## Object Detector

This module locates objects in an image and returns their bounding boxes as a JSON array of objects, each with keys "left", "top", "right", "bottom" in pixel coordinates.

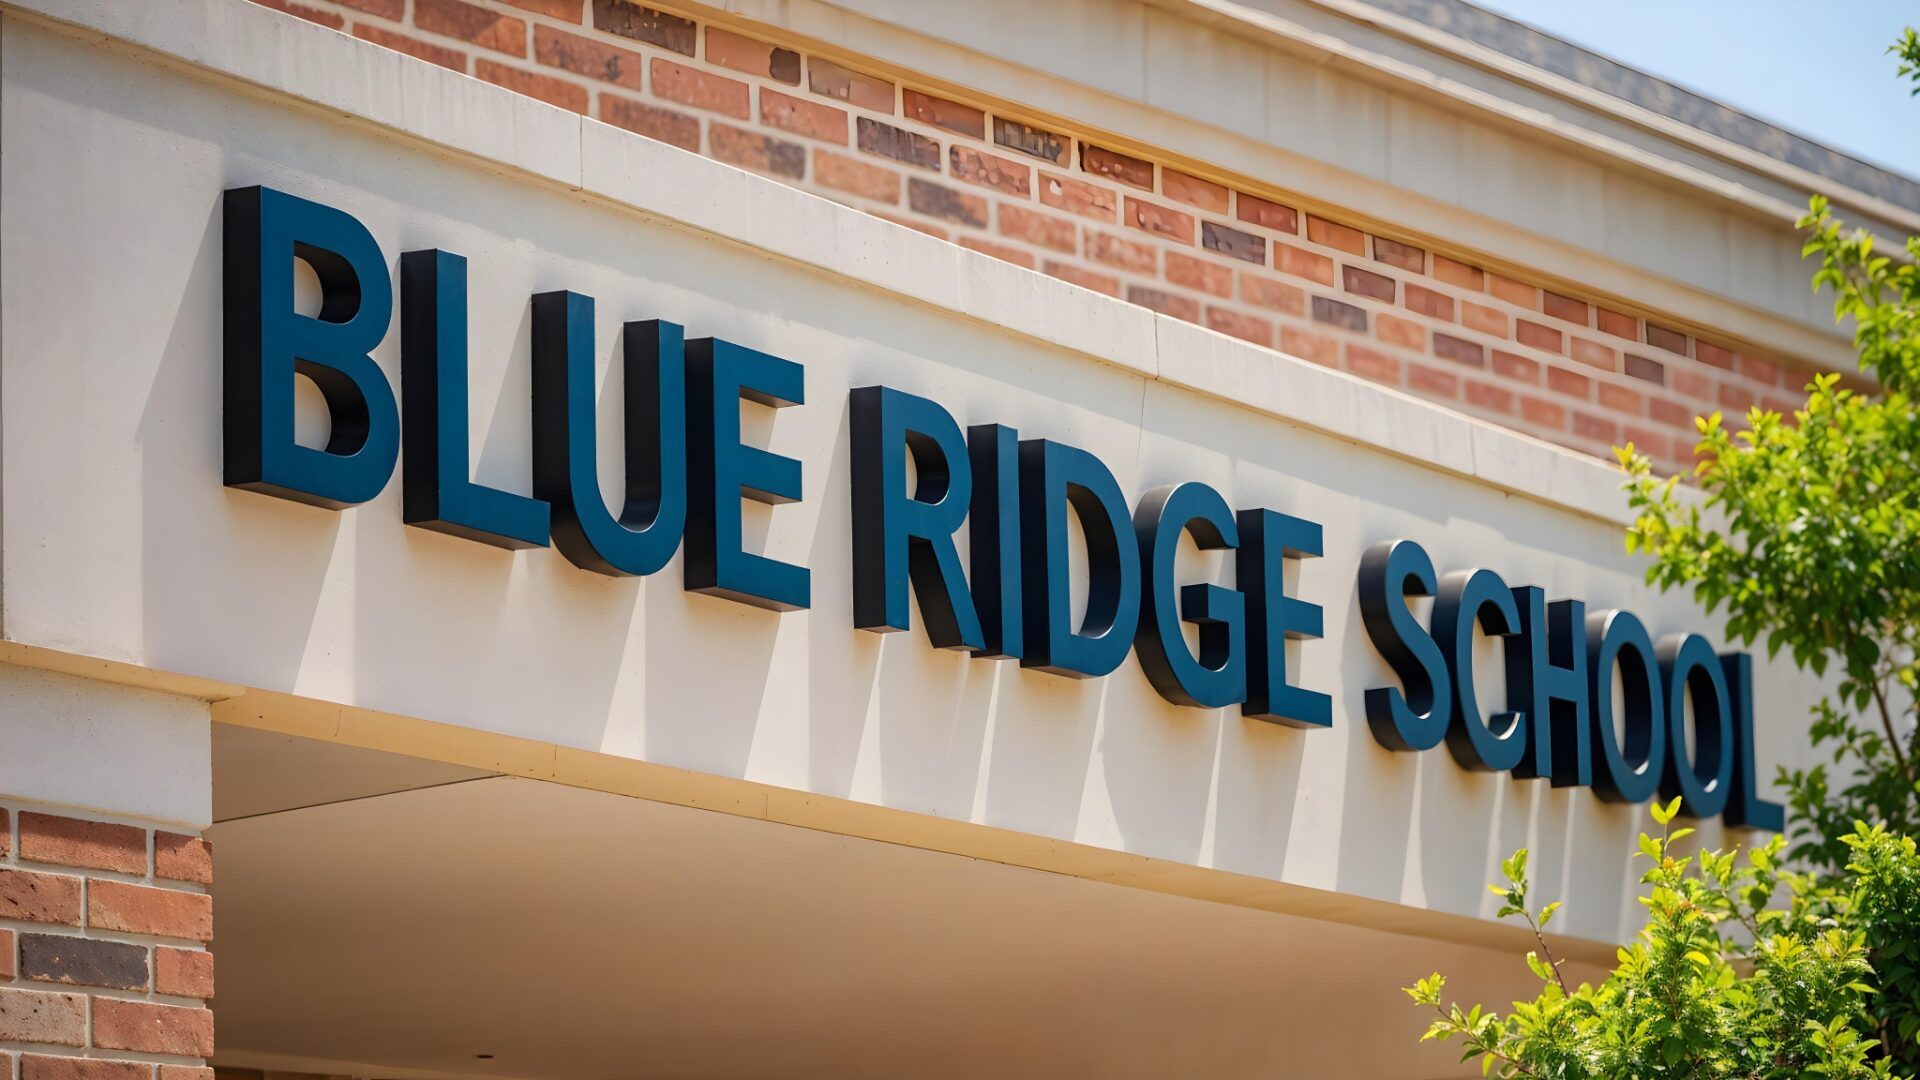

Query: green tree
[{"left": 1408, "top": 802, "right": 1918, "bottom": 1079}]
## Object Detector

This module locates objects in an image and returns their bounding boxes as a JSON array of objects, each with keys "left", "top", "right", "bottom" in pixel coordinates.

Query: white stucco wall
[{"left": 0, "top": 3, "right": 1823, "bottom": 944}]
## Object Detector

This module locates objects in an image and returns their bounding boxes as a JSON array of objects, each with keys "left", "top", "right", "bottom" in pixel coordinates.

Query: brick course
[
  {"left": 246, "top": 0, "right": 1819, "bottom": 469},
  {"left": 0, "top": 802, "right": 214, "bottom": 1076}
]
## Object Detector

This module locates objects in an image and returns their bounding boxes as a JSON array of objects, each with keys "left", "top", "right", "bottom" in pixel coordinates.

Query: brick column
[{"left": 0, "top": 806, "right": 213, "bottom": 1080}]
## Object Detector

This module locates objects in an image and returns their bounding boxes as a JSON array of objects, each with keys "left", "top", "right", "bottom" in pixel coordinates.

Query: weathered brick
[
  {"left": 949, "top": 146, "right": 1030, "bottom": 196},
  {"left": 857, "top": 118, "right": 939, "bottom": 169},
  {"left": 1465, "top": 380, "right": 1515, "bottom": 415},
  {"left": 354, "top": 25, "right": 466, "bottom": 71},
  {"left": 1124, "top": 197, "right": 1193, "bottom": 244},
  {"left": 1346, "top": 344, "right": 1401, "bottom": 385},
  {"left": 1433, "top": 254, "right": 1483, "bottom": 290},
  {"left": 1038, "top": 173, "right": 1115, "bottom": 221},
  {"left": 1543, "top": 291, "right": 1589, "bottom": 325},
  {"left": 1488, "top": 274, "right": 1539, "bottom": 309},
  {"left": 1165, "top": 252, "right": 1232, "bottom": 298},
  {"left": 1491, "top": 350, "right": 1539, "bottom": 383},
  {"left": 1569, "top": 338, "right": 1617, "bottom": 371},
  {"left": 1695, "top": 341, "right": 1736, "bottom": 369},
  {"left": 1376, "top": 313, "right": 1424, "bottom": 349},
  {"left": 1, "top": 808, "right": 10, "bottom": 858},
  {"left": 902, "top": 90, "right": 983, "bottom": 139},
  {"left": 1719, "top": 382, "right": 1759, "bottom": 412},
  {"left": 0, "top": 929, "right": 10, "bottom": 979},
  {"left": 154, "top": 948, "right": 214, "bottom": 1000},
  {"left": 958, "top": 237, "right": 1035, "bottom": 268},
  {"left": 1373, "top": 237, "right": 1425, "bottom": 273},
  {"left": 1596, "top": 307, "right": 1638, "bottom": 340},
  {"left": 808, "top": 59, "right": 894, "bottom": 112},
  {"left": 1403, "top": 283, "right": 1452, "bottom": 319},
  {"left": 1735, "top": 352, "right": 1781, "bottom": 385},
  {"left": 534, "top": 24, "right": 642, "bottom": 88},
  {"left": 20, "top": 934, "right": 147, "bottom": 991},
  {"left": 1572, "top": 412, "right": 1619, "bottom": 443},
  {"left": 1304, "top": 215, "right": 1365, "bottom": 256},
  {"left": 998, "top": 205, "right": 1075, "bottom": 253},
  {"left": 1162, "top": 170, "right": 1227, "bottom": 213},
  {"left": 709, "top": 124, "right": 805, "bottom": 179},
  {"left": 1204, "top": 307, "right": 1273, "bottom": 347},
  {"left": 88, "top": 881, "right": 213, "bottom": 942},
  {"left": 592, "top": 0, "right": 694, "bottom": 54},
  {"left": 1081, "top": 145, "right": 1153, "bottom": 190},
  {"left": 157, "top": 1068, "right": 215, "bottom": 1080},
  {"left": 20, "top": 815, "right": 145, "bottom": 876},
  {"left": 476, "top": 60, "right": 586, "bottom": 112},
  {"left": 1408, "top": 363, "right": 1460, "bottom": 398},
  {"left": 1521, "top": 395, "right": 1567, "bottom": 429},
  {"left": 1515, "top": 319, "right": 1563, "bottom": 353},
  {"left": 1085, "top": 231, "right": 1157, "bottom": 275},
  {"left": 1342, "top": 265, "right": 1395, "bottom": 302},
  {"left": 1623, "top": 353, "right": 1666, "bottom": 385},
  {"left": 0, "top": 988, "right": 85, "bottom": 1046},
  {"left": 1622, "top": 425, "right": 1672, "bottom": 460},
  {"left": 1311, "top": 296, "right": 1366, "bottom": 332},
  {"left": 501, "top": 0, "right": 581, "bottom": 17},
  {"left": 1432, "top": 332, "right": 1485, "bottom": 368},
  {"left": 1649, "top": 398, "right": 1693, "bottom": 426},
  {"left": 20, "top": 1056, "right": 149, "bottom": 1080},
  {"left": 1646, "top": 323, "right": 1690, "bottom": 356},
  {"left": 1597, "top": 382, "right": 1643, "bottom": 414},
  {"left": 1459, "top": 301, "right": 1507, "bottom": 338},
  {"left": 1200, "top": 221, "right": 1264, "bottom": 264},
  {"left": 1236, "top": 193, "right": 1298, "bottom": 234},
  {"left": 704, "top": 28, "right": 798, "bottom": 84},
  {"left": 761, "top": 89, "right": 846, "bottom": 143},
  {"left": 0, "top": 869, "right": 82, "bottom": 926},
  {"left": 92, "top": 1000, "right": 213, "bottom": 1058},
  {"left": 906, "top": 179, "right": 986, "bottom": 228},
  {"left": 1273, "top": 242, "right": 1334, "bottom": 286},
  {"left": 813, "top": 148, "right": 897, "bottom": 202},
  {"left": 245, "top": 0, "right": 344, "bottom": 29},
  {"left": 1547, "top": 366, "right": 1592, "bottom": 399},
  {"left": 652, "top": 58, "right": 749, "bottom": 118},
  {"left": 1044, "top": 261, "right": 1121, "bottom": 297},
  {"left": 1241, "top": 275, "right": 1305, "bottom": 316},
  {"left": 993, "top": 118, "right": 1067, "bottom": 164},
  {"left": 417, "top": 0, "right": 526, "bottom": 57},
  {"left": 1670, "top": 368, "right": 1711, "bottom": 397},
  {"left": 1282, "top": 326, "right": 1340, "bottom": 367},
  {"left": 1127, "top": 286, "right": 1200, "bottom": 324},
  {"left": 601, "top": 97, "right": 700, "bottom": 152}
]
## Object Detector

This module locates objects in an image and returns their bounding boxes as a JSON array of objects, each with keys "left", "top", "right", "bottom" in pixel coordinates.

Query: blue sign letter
[
  {"left": 1018, "top": 440, "right": 1140, "bottom": 678},
  {"left": 686, "top": 339, "right": 809, "bottom": 611},
  {"left": 1239, "top": 510, "right": 1329, "bottom": 728},
  {"left": 1134, "top": 483, "right": 1244, "bottom": 709},
  {"left": 1358, "top": 540, "right": 1451, "bottom": 751}
]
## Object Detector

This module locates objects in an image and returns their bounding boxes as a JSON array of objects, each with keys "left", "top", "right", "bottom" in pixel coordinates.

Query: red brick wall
[
  {"left": 250, "top": 0, "right": 1813, "bottom": 469},
  {"left": 0, "top": 806, "right": 213, "bottom": 1080}
]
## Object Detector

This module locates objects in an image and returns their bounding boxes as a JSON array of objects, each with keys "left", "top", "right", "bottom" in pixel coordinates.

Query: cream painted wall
[{"left": 0, "top": 7, "right": 1823, "bottom": 945}]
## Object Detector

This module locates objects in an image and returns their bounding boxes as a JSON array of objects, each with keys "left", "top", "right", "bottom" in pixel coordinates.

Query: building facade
[{"left": 0, "top": 0, "right": 1903, "bottom": 1076}]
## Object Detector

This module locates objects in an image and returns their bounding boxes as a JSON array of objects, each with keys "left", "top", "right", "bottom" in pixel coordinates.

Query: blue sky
[{"left": 1473, "top": 0, "right": 1920, "bottom": 180}]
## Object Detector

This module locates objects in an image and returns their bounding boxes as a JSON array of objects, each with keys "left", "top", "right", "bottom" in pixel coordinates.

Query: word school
[{"left": 223, "top": 186, "right": 1780, "bottom": 829}]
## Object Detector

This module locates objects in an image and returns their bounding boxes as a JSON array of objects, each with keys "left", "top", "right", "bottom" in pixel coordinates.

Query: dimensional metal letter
[
  {"left": 1018, "top": 440, "right": 1141, "bottom": 679},
  {"left": 968, "top": 424, "right": 1022, "bottom": 660},
  {"left": 1432, "top": 569, "right": 1527, "bottom": 772},
  {"left": 1584, "top": 610, "right": 1667, "bottom": 804},
  {"left": 224, "top": 186, "right": 398, "bottom": 508},
  {"left": 1719, "top": 651, "right": 1783, "bottom": 829},
  {"left": 1657, "top": 633, "right": 1734, "bottom": 819},
  {"left": 1506, "top": 587, "right": 1591, "bottom": 787},
  {"left": 400, "top": 250, "right": 550, "bottom": 549},
  {"left": 1133, "top": 484, "right": 1245, "bottom": 709},
  {"left": 529, "top": 294, "right": 687, "bottom": 576},
  {"left": 685, "top": 338, "right": 810, "bottom": 611},
  {"left": 849, "top": 386, "right": 983, "bottom": 650},
  {"left": 1358, "top": 540, "right": 1451, "bottom": 752},
  {"left": 1238, "top": 510, "right": 1330, "bottom": 728}
]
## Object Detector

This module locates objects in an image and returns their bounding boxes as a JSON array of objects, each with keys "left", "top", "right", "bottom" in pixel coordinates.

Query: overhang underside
[{"left": 208, "top": 726, "right": 1603, "bottom": 1080}]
